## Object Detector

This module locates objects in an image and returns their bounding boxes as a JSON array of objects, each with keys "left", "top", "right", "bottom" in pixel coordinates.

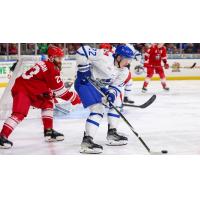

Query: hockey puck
[{"left": 161, "top": 150, "right": 168, "bottom": 154}]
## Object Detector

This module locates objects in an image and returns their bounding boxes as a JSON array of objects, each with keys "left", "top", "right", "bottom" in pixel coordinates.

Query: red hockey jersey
[
  {"left": 12, "top": 60, "right": 68, "bottom": 98},
  {"left": 144, "top": 44, "right": 167, "bottom": 67}
]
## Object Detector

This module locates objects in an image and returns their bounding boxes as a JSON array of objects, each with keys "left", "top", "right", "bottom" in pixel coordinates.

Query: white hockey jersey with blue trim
[{"left": 75, "top": 45, "right": 129, "bottom": 87}]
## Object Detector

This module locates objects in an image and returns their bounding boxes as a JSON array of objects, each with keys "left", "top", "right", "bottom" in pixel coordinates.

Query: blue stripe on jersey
[
  {"left": 125, "top": 89, "right": 132, "bottom": 91},
  {"left": 77, "top": 64, "right": 90, "bottom": 72},
  {"left": 90, "top": 112, "right": 104, "bottom": 118},
  {"left": 135, "top": 52, "right": 141, "bottom": 56},
  {"left": 78, "top": 64, "right": 90, "bottom": 68},
  {"left": 109, "top": 85, "right": 121, "bottom": 94},
  {"left": 100, "top": 79, "right": 112, "bottom": 85},
  {"left": 108, "top": 113, "right": 120, "bottom": 118},
  {"left": 86, "top": 119, "right": 100, "bottom": 127}
]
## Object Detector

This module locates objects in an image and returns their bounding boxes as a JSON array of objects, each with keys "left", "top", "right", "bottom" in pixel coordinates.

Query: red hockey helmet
[
  {"left": 99, "top": 43, "right": 112, "bottom": 51},
  {"left": 47, "top": 46, "right": 64, "bottom": 58},
  {"left": 47, "top": 46, "right": 64, "bottom": 69}
]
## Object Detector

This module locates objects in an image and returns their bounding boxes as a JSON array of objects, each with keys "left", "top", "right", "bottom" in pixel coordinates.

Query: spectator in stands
[
  {"left": 173, "top": 46, "right": 180, "bottom": 54},
  {"left": 9, "top": 44, "right": 18, "bottom": 55},
  {"left": 56, "top": 43, "right": 64, "bottom": 49},
  {"left": 196, "top": 46, "right": 200, "bottom": 53},
  {"left": 37, "top": 43, "right": 48, "bottom": 54},
  {"left": 67, "top": 43, "right": 76, "bottom": 55},
  {"left": 26, "top": 43, "right": 35, "bottom": 55},
  {"left": 165, "top": 43, "right": 177, "bottom": 54},
  {"left": 0, "top": 44, "right": 7, "bottom": 55},
  {"left": 193, "top": 43, "right": 200, "bottom": 53},
  {"left": 184, "top": 43, "right": 194, "bottom": 53}
]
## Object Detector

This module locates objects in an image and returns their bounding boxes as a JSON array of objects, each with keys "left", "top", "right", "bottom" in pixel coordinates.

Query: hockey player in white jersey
[
  {"left": 99, "top": 43, "right": 143, "bottom": 105},
  {"left": 74, "top": 44, "right": 134, "bottom": 154},
  {"left": 123, "top": 43, "right": 143, "bottom": 104}
]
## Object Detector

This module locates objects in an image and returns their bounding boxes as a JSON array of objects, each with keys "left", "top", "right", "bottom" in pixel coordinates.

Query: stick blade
[
  {"left": 149, "top": 150, "right": 168, "bottom": 155},
  {"left": 191, "top": 62, "right": 196, "bottom": 68},
  {"left": 140, "top": 94, "right": 156, "bottom": 108}
]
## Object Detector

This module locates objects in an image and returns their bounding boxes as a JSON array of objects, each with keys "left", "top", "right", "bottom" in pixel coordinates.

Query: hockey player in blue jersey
[{"left": 74, "top": 44, "right": 134, "bottom": 154}]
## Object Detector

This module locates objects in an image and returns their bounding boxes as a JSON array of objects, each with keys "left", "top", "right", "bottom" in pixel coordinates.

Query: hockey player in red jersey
[
  {"left": 142, "top": 43, "right": 170, "bottom": 92},
  {"left": 0, "top": 46, "right": 81, "bottom": 148},
  {"left": 99, "top": 43, "right": 114, "bottom": 55}
]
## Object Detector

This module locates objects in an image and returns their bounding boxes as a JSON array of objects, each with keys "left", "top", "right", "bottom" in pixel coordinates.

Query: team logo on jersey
[{"left": 155, "top": 54, "right": 161, "bottom": 60}]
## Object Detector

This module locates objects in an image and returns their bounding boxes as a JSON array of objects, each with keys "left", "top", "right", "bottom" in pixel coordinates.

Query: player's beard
[{"left": 53, "top": 60, "right": 62, "bottom": 70}]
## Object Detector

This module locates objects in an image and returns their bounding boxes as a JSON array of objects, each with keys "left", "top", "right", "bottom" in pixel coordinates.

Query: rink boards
[{"left": 0, "top": 58, "right": 200, "bottom": 87}]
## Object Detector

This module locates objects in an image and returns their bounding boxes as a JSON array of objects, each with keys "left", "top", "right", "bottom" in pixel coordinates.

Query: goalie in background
[{"left": 0, "top": 46, "right": 81, "bottom": 149}]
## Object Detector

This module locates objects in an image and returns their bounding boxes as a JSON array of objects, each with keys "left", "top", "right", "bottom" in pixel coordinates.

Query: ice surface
[{"left": 0, "top": 80, "right": 200, "bottom": 155}]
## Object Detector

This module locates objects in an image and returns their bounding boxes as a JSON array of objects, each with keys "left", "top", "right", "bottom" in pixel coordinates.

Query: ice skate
[
  {"left": 142, "top": 87, "right": 148, "bottom": 93},
  {"left": 80, "top": 134, "right": 103, "bottom": 154},
  {"left": 106, "top": 128, "right": 128, "bottom": 146},
  {"left": 44, "top": 129, "right": 64, "bottom": 142},
  {"left": 163, "top": 87, "right": 170, "bottom": 91},
  {"left": 123, "top": 96, "right": 134, "bottom": 104},
  {"left": 0, "top": 135, "right": 13, "bottom": 149}
]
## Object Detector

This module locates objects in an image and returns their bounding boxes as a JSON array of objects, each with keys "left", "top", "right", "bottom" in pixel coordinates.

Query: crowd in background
[{"left": 1, "top": 43, "right": 200, "bottom": 56}]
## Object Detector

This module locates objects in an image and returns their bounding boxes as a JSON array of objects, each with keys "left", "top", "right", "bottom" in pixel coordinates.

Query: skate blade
[
  {"left": 0, "top": 144, "right": 12, "bottom": 149},
  {"left": 45, "top": 136, "right": 64, "bottom": 142},
  {"left": 106, "top": 140, "right": 128, "bottom": 146},
  {"left": 80, "top": 147, "right": 103, "bottom": 154}
]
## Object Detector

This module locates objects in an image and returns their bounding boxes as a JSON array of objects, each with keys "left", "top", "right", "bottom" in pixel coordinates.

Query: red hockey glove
[
  {"left": 60, "top": 91, "right": 81, "bottom": 105},
  {"left": 164, "top": 63, "right": 169, "bottom": 69},
  {"left": 68, "top": 91, "right": 81, "bottom": 105}
]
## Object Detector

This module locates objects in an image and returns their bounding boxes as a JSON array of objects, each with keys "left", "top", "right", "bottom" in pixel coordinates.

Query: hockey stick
[
  {"left": 55, "top": 104, "right": 70, "bottom": 115},
  {"left": 122, "top": 95, "right": 156, "bottom": 109},
  {"left": 88, "top": 78, "right": 168, "bottom": 155},
  {"left": 190, "top": 62, "right": 196, "bottom": 68}
]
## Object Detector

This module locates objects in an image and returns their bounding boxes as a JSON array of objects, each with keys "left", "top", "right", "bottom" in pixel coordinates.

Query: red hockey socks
[
  {"left": 41, "top": 108, "right": 53, "bottom": 130},
  {"left": 0, "top": 113, "right": 25, "bottom": 138}
]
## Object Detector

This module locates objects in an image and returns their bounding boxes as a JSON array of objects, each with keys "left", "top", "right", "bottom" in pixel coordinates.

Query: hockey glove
[
  {"left": 101, "top": 88, "right": 116, "bottom": 107},
  {"left": 164, "top": 63, "right": 169, "bottom": 69},
  {"left": 69, "top": 91, "right": 81, "bottom": 105},
  {"left": 60, "top": 91, "right": 81, "bottom": 105}
]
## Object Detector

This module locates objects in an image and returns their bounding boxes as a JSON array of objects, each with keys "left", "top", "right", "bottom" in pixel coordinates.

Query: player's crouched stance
[
  {"left": 74, "top": 45, "right": 134, "bottom": 154},
  {"left": 0, "top": 46, "right": 81, "bottom": 149}
]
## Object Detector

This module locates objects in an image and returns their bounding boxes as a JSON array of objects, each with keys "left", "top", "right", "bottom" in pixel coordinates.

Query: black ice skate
[
  {"left": 123, "top": 96, "right": 135, "bottom": 104},
  {"left": 80, "top": 134, "right": 103, "bottom": 154},
  {"left": 0, "top": 135, "right": 13, "bottom": 149},
  {"left": 44, "top": 129, "right": 64, "bottom": 142},
  {"left": 142, "top": 87, "right": 148, "bottom": 93},
  {"left": 106, "top": 128, "right": 128, "bottom": 146},
  {"left": 163, "top": 87, "right": 170, "bottom": 91}
]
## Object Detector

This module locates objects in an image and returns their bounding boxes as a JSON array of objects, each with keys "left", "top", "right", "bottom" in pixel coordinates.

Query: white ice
[{"left": 0, "top": 80, "right": 200, "bottom": 155}]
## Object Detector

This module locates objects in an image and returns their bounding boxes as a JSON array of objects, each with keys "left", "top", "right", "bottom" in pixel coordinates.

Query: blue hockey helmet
[{"left": 114, "top": 45, "right": 134, "bottom": 59}]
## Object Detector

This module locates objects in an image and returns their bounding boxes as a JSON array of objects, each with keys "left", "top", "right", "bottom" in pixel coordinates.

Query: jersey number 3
[{"left": 22, "top": 65, "right": 40, "bottom": 79}]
